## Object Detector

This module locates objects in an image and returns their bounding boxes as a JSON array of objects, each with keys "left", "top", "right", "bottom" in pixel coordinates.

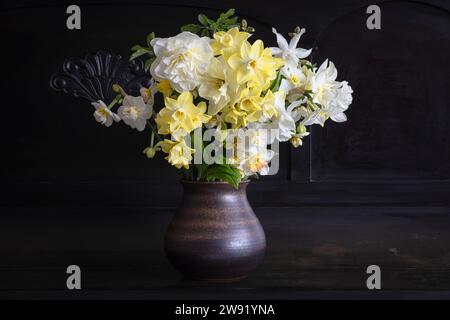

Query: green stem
[
  {"left": 147, "top": 120, "right": 162, "bottom": 142},
  {"left": 107, "top": 95, "right": 121, "bottom": 110}
]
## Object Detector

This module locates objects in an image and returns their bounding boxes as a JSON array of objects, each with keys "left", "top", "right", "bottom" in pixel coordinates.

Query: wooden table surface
[{"left": 1, "top": 205, "right": 449, "bottom": 299}]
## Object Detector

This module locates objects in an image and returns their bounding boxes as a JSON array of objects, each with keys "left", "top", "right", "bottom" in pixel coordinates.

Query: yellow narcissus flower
[
  {"left": 198, "top": 57, "right": 230, "bottom": 115},
  {"left": 222, "top": 87, "right": 268, "bottom": 126},
  {"left": 228, "top": 39, "right": 284, "bottom": 89},
  {"left": 211, "top": 27, "right": 251, "bottom": 58},
  {"left": 155, "top": 91, "right": 211, "bottom": 140},
  {"left": 157, "top": 79, "right": 173, "bottom": 97},
  {"left": 223, "top": 103, "right": 248, "bottom": 129},
  {"left": 159, "top": 139, "right": 194, "bottom": 169},
  {"left": 257, "top": 90, "right": 280, "bottom": 121},
  {"left": 235, "top": 87, "right": 262, "bottom": 123}
]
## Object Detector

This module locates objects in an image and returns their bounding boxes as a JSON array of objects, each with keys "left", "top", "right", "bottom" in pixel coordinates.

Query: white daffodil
[
  {"left": 323, "top": 81, "right": 353, "bottom": 123},
  {"left": 279, "top": 65, "right": 311, "bottom": 102},
  {"left": 118, "top": 95, "right": 153, "bottom": 131},
  {"left": 226, "top": 127, "right": 275, "bottom": 177},
  {"left": 237, "top": 148, "right": 275, "bottom": 177},
  {"left": 270, "top": 28, "right": 312, "bottom": 68},
  {"left": 311, "top": 59, "right": 340, "bottom": 106},
  {"left": 92, "top": 100, "right": 120, "bottom": 127},
  {"left": 150, "top": 32, "right": 213, "bottom": 92}
]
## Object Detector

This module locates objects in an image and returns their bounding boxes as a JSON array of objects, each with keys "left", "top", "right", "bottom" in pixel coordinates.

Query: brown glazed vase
[{"left": 164, "top": 180, "right": 266, "bottom": 282}]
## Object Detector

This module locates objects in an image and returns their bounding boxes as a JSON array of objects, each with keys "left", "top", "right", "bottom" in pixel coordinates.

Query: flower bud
[
  {"left": 143, "top": 147, "right": 157, "bottom": 159},
  {"left": 112, "top": 84, "right": 122, "bottom": 94},
  {"left": 290, "top": 136, "right": 302, "bottom": 148}
]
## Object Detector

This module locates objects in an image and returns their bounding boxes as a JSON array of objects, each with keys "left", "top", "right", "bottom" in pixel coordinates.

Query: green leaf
[
  {"left": 205, "top": 164, "right": 242, "bottom": 189},
  {"left": 144, "top": 58, "right": 154, "bottom": 72},
  {"left": 129, "top": 48, "right": 150, "bottom": 61},
  {"left": 181, "top": 23, "right": 202, "bottom": 33},
  {"left": 131, "top": 45, "right": 144, "bottom": 51},
  {"left": 219, "top": 8, "right": 235, "bottom": 20},
  {"left": 223, "top": 17, "right": 238, "bottom": 24},
  {"left": 198, "top": 14, "right": 210, "bottom": 26},
  {"left": 200, "top": 28, "right": 209, "bottom": 37},
  {"left": 268, "top": 70, "right": 282, "bottom": 92}
]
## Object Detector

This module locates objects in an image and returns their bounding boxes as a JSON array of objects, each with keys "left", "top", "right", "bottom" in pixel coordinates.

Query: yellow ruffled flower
[
  {"left": 222, "top": 87, "right": 267, "bottom": 126},
  {"left": 257, "top": 90, "right": 280, "bottom": 121},
  {"left": 235, "top": 87, "right": 262, "bottom": 123},
  {"left": 223, "top": 103, "right": 248, "bottom": 129},
  {"left": 228, "top": 39, "right": 284, "bottom": 90},
  {"left": 211, "top": 27, "right": 251, "bottom": 59},
  {"left": 156, "top": 79, "right": 173, "bottom": 97},
  {"left": 159, "top": 139, "right": 194, "bottom": 169},
  {"left": 155, "top": 91, "right": 211, "bottom": 140}
]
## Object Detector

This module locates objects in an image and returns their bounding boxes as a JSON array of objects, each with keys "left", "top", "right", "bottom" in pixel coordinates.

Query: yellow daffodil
[
  {"left": 155, "top": 91, "right": 211, "bottom": 140},
  {"left": 198, "top": 57, "right": 230, "bottom": 115},
  {"left": 228, "top": 39, "right": 284, "bottom": 89},
  {"left": 223, "top": 103, "right": 248, "bottom": 129},
  {"left": 157, "top": 79, "right": 173, "bottom": 97},
  {"left": 257, "top": 90, "right": 280, "bottom": 121},
  {"left": 211, "top": 27, "right": 251, "bottom": 59},
  {"left": 235, "top": 87, "right": 262, "bottom": 123},
  {"left": 158, "top": 139, "right": 195, "bottom": 169}
]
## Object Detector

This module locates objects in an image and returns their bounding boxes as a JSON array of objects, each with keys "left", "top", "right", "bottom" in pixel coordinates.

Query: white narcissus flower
[
  {"left": 238, "top": 148, "right": 275, "bottom": 177},
  {"left": 118, "top": 95, "right": 153, "bottom": 131},
  {"left": 324, "top": 81, "right": 353, "bottom": 123},
  {"left": 279, "top": 65, "right": 311, "bottom": 102},
  {"left": 301, "top": 81, "right": 353, "bottom": 126},
  {"left": 311, "top": 59, "right": 339, "bottom": 106},
  {"left": 301, "top": 60, "right": 353, "bottom": 126},
  {"left": 226, "top": 128, "right": 275, "bottom": 177},
  {"left": 270, "top": 28, "right": 312, "bottom": 68},
  {"left": 92, "top": 100, "right": 120, "bottom": 127},
  {"left": 150, "top": 32, "right": 213, "bottom": 93}
]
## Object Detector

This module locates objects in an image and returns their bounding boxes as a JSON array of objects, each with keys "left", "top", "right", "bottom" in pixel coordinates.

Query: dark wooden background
[{"left": 0, "top": 0, "right": 449, "bottom": 299}]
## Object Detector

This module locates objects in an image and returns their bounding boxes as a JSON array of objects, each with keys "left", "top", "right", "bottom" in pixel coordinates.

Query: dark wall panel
[{"left": 311, "top": 2, "right": 450, "bottom": 181}]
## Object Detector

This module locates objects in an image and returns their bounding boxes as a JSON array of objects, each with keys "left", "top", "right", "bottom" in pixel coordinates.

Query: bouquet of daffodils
[{"left": 92, "top": 9, "right": 353, "bottom": 188}]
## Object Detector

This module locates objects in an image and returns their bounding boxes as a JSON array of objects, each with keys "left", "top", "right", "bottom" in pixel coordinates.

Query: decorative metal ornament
[{"left": 49, "top": 51, "right": 151, "bottom": 103}]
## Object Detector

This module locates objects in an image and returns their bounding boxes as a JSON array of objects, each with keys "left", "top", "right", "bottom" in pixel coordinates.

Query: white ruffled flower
[
  {"left": 118, "top": 95, "right": 153, "bottom": 131},
  {"left": 232, "top": 128, "right": 276, "bottom": 177},
  {"left": 302, "top": 81, "right": 353, "bottom": 126},
  {"left": 311, "top": 59, "right": 339, "bottom": 106},
  {"left": 270, "top": 28, "right": 311, "bottom": 68},
  {"left": 92, "top": 100, "right": 120, "bottom": 127},
  {"left": 238, "top": 149, "right": 275, "bottom": 177},
  {"left": 299, "top": 60, "right": 353, "bottom": 126},
  {"left": 324, "top": 81, "right": 353, "bottom": 122},
  {"left": 150, "top": 32, "right": 213, "bottom": 92}
]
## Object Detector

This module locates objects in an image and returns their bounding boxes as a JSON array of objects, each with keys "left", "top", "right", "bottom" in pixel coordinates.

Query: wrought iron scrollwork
[{"left": 49, "top": 51, "right": 151, "bottom": 103}]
